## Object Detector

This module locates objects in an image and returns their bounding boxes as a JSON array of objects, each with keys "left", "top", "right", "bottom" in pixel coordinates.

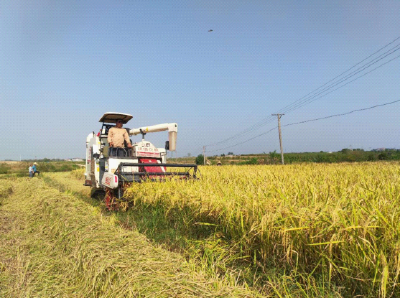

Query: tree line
[{"left": 195, "top": 149, "right": 400, "bottom": 165}]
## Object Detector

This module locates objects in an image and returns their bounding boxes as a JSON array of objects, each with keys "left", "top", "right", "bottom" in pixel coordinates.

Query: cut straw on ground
[{"left": 0, "top": 177, "right": 259, "bottom": 297}]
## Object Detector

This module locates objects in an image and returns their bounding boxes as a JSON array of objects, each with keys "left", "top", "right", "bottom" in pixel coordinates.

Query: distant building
[{"left": 71, "top": 158, "right": 84, "bottom": 162}]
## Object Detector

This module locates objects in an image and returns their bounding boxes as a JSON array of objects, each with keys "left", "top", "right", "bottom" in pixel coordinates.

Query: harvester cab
[{"left": 85, "top": 112, "right": 197, "bottom": 210}]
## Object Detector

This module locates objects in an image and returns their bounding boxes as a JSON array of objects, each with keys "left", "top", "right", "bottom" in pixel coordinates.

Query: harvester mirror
[{"left": 165, "top": 141, "right": 169, "bottom": 150}]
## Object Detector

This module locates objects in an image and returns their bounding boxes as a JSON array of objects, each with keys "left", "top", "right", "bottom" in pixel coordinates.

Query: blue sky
[{"left": 1, "top": 1, "right": 399, "bottom": 159}]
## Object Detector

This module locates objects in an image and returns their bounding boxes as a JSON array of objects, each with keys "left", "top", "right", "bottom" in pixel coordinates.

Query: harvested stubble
[
  {"left": 70, "top": 167, "right": 86, "bottom": 180},
  {"left": 123, "top": 162, "right": 400, "bottom": 297},
  {"left": 0, "top": 179, "right": 13, "bottom": 205},
  {"left": 0, "top": 178, "right": 258, "bottom": 297}
]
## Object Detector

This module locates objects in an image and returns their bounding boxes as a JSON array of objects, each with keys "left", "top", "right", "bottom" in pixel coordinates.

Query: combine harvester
[{"left": 85, "top": 112, "right": 197, "bottom": 210}]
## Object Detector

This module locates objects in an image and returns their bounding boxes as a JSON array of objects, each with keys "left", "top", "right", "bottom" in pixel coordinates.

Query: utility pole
[
  {"left": 203, "top": 146, "right": 206, "bottom": 165},
  {"left": 272, "top": 114, "right": 285, "bottom": 165}
]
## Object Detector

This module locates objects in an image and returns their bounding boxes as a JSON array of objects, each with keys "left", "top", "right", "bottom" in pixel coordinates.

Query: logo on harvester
[{"left": 105, "top": 176, "right": 111, "bottom": 186}]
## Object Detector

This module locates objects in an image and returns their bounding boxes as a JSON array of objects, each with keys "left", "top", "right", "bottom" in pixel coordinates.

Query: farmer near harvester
[
  {"left": 32, "top": 162, "right": 40, "bottom": 176},
  {"left": 108, "top": 120, "right": 132, "bottom": 157}
]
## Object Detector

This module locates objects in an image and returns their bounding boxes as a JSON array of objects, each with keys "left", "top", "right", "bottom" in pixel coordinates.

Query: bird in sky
[{"left": 208, "top": 29, "right": 213, "bottom": 32}]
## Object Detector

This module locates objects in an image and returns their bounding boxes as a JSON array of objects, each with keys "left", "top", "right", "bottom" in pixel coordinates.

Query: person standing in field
[
  {"left": 29, "top": 164, "right": 34, "bottom": 178},
  {"left": 32, "top": 162, "right": 40, "bottom": 176},
  {"left": 108, "top": 120, "right": 132, "bottom": 157}
]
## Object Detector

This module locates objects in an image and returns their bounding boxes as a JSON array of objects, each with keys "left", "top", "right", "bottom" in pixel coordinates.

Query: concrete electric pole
[{"left": 272, "top": 114, "right": 285, "bottom": 165}]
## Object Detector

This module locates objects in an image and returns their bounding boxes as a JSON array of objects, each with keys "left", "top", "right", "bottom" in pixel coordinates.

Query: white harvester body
[{"left": 84, "top": 112, "right": 196, "bottom": 209}]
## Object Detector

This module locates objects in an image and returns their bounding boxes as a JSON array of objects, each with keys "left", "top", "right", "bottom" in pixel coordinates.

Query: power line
[
  {"left": 282, "top": 53, "right": 400, "bottom": 114},
  {"left": 206, "top": 127, "right": 277, "bottom": 153},
  {"left": 205, "top": 99, "right": 400, "bottom": 154},
  {"left": 204, "top": 115, "right": 275, "bottom": 147},
  {"left": 279, "top": 46, "right": 400, "bottom": 114},
  {"left": 210, "top": 47, "right": 400, "bottom": 150},
  {"left": 283, "top": 99, "right": 400, "bottom": 127},
  {"left": 203, "top": 35, "right": 400, "bottom": 148},
  {"left": 203, "top": 51, "right": 400, "bottom": 150},
  {"left": 289, "top": 35, "right": 400, "bottom": 97},
  {"left": 277, "top": 40, "right": 400, "bottom": 114}
]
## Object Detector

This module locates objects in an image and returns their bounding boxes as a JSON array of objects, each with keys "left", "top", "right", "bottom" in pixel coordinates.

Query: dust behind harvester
[{"left": 84, "top": 112, "right": 197, "bottom": 210}]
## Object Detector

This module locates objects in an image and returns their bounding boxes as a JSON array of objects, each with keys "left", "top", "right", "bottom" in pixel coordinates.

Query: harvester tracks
[{"left": 41, "top": 173, "right": 99, "bottom": 207}]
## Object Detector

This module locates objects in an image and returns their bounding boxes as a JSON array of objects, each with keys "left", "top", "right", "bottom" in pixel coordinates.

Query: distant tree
[
  {"left": 341, "top": 148, "right": 351, "bottom": 154},
  {"left": 378, "top": 152, "right": 389, "bottom": 160},
  {"left": 227, "top": 152, "right": 234, "bottom": 155},
  {"left": 220, "top": 153, "right": 225, "bottom": 157},
  {"left": 195, "top": 154, "right": 204, "bottom": 165},
  {"left": 269, "top": 150, "right": 278, "bottom": 159},
  {"left": 187, "top": 153, "right": 191, "bottom": 157}
]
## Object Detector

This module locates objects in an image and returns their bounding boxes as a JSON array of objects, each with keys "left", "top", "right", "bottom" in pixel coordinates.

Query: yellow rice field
[{"left": 124, "top": 162, "right": 400, "bottom": 296}]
